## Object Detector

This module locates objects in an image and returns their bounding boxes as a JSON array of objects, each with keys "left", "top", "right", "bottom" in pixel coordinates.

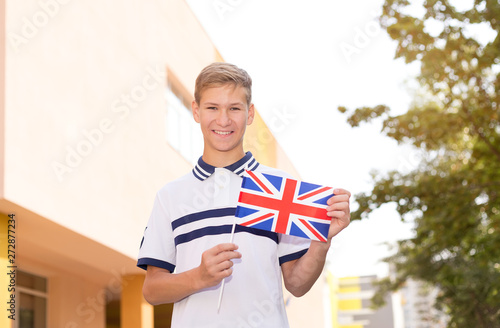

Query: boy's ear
[
  {"left": 192, "top": 100, "right": 200, "bottom": 123},
  {"left": 247, "top": 103, "right": 255, "bottom": 125}
]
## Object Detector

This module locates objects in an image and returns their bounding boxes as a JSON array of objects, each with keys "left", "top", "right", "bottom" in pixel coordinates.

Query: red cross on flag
[{"left": 235, "top": 170, "right": 333, "bottom": 242}]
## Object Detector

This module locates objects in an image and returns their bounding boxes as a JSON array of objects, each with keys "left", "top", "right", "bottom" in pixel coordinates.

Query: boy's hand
[
  {"left": 281, "top": 188, "right": 351, "bottom": 297},
  {"left": 197, "top": 243, "right": 241, "bottom": 289},
  {"left": 325, "top": 188, "right": 351, "bottom": 241}
]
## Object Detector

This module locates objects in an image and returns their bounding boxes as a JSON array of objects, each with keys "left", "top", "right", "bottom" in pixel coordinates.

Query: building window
[
  {"left": 165, "top": 79, "right": 203, "bottom": 166},
  {"left": 16, "top": 271, "right": 47, "bottom": 328}
]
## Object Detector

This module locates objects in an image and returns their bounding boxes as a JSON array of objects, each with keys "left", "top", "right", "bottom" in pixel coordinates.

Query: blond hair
[{"left": 194, "top": 62, "right": 252, "bottom": 105}]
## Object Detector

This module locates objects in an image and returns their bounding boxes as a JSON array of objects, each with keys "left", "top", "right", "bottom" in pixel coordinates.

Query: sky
[{"left": 186, "top": 0, "right": 420, "bottom": 277}]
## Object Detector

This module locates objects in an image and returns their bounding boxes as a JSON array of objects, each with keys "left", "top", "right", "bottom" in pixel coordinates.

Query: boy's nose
[{"left": 216, "top": 109, "right": 231, "bottom": 126}]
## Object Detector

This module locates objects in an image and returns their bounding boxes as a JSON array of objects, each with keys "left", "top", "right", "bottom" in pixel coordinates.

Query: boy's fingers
[
  {"left": 208, "top": 243, "right": 242, "bottom": 265},
  {"left": 327, "top": 194, "right": 350, "bottom": 206},
  {"left": 218, "top": 250, "right": 242, "bottom": 262},
  {"left": 327, "top": 201, "right": 350, "bottom": 212},
  {"left": 212, "top": 243, "right": 238, "bottom": 254},
  {"left": 333, "top": 188, "right": 351, "bottom": 197}
]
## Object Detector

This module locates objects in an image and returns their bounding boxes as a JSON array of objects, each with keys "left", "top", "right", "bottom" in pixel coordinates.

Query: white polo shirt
[{"left": 137, "top": 152, "right": 311, "bottom": 328}]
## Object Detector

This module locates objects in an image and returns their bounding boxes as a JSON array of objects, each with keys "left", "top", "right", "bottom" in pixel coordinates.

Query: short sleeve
[
  {"left": 277, "top": 233, "right": 311, "bottom": 265},
  {"left": 137, "top": 192, "right": 177, "bottom": 272}
]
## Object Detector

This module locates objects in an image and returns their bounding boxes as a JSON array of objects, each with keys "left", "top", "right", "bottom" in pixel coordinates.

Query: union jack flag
[{"left": 235, "top": 170, "right": 334, "bottom": 242}]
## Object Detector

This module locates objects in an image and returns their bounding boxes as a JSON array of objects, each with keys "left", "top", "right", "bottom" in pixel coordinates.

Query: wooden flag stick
[{"left": 217, "top": 220, "right": 236, "bottom": 312}]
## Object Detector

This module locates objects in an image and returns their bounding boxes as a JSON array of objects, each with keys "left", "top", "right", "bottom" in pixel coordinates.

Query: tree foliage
[{"left": 339, "top": 0, "right": 500, "bottom": 327}]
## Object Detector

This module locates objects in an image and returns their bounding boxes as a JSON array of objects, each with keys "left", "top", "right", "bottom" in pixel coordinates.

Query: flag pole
[
  {"left": 217, "top": 219, "right": 236, "bottom": 312},
  {"left": 218, "top": 167, "right": 247, "bottom": 313},
  {"left": 218, "top": 167, "right": 249, "bottom": 312}
]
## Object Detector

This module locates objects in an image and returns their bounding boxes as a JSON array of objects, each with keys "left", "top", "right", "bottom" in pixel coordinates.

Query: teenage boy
[{"left": 137, "top": 62, "right": 351, "bottom": 327}]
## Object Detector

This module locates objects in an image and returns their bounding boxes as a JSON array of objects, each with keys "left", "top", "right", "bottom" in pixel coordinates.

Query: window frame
[{"left": 15, "top": 271, "right": 48, "bottom": 328}]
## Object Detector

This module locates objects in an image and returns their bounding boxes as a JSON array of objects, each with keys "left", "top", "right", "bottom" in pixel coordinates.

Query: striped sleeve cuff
[
  {"left": 278, "top": 248, "right": 308, "bottom": 266},
  {"left": 137, "top": 257, "right": 176, "bottom": 272}
]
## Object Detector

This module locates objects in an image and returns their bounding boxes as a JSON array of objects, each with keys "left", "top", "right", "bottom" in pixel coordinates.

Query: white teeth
[{"left": 214, "top": 130, "right": 231, "bottom": 135}]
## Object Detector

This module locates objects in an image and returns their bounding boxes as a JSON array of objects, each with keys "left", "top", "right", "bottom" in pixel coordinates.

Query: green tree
[{"left": 339, "top": 0, "right": 500, "bottom": 327}]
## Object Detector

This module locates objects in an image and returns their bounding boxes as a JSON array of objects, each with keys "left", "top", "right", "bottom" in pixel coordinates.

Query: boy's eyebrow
[{"left": 202, "top": 101, "right": 245, "bottom": 106}]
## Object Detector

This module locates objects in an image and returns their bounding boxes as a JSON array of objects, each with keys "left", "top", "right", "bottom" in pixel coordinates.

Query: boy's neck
[{"left": 201, "top": 150, "right": 246, "bottom": 168}]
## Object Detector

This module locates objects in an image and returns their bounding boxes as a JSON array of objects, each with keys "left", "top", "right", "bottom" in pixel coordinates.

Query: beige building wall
[
  {"left": 4, "top": 0, "right": 215, "bottom": 260},
  {"left": 0, "top": 0, "right": 4, "bottom": 200},
  {"left": 0, "top": 0, "right": 309, "bottom": 327},
  {"left": 244, "top": 111, "right": 300, "bottom": 179},
  {"left": 285, "top": 276, "right": 328, "bottom": 328}
]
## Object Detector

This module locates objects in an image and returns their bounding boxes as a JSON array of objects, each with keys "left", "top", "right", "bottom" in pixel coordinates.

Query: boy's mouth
[{"left": 213, "top": 130, "right": 233, "bottom": 135}]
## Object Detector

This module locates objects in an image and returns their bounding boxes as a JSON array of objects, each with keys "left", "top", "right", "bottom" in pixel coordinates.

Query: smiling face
[{"left": 192, "top": 84, "right": 255, "bottom": 167}]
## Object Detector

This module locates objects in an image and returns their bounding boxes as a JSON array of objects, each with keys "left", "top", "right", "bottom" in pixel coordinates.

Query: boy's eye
[
  {"left": 230, "top": 107, "right": 241, "bottom": 111},
  {"left": 207, "top": 106, "right": 217, "bottom": 110}
]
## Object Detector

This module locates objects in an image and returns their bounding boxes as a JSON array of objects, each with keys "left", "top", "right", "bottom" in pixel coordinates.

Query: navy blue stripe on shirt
[
  {"left": 279, "top": 248, "right": 308, "bottom": 265},
  {"left": 247, "top": 158, "right": 259, "bottom": 171},
  {"left": 172, "top": 208, "right": 237, "bottom": 230},
  {"left": 234, "top": 157, "right": 258, "bottom": 176},
  {"left": 175, "top": 224, "right": 233, "bottom": 246},
  {"left": 237, "top": 225, "right": 279, "bottom": 243},
  {"left": 174, "top": 224, "right": 279, "bottom": 246},
  {"left": 225, "top": 152, "right": 253, "bottom": 173},
  {"left": 137, "top": 257, "right": 176, "bottom": 272},
  {"left": 193, "top": 165, "right": 210, "bottom": 181},
  {"left": 192, "top": 152, "right": 259, "bottom": 181}
]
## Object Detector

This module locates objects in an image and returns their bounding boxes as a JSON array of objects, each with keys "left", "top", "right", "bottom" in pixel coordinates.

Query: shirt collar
[{"left": 192, "top": 152, "right": 260, "bottom": 181}]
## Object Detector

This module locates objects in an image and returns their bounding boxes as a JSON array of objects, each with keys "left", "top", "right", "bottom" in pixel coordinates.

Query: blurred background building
[
  {"left": 328, "top": 274, "right": 397, "bottom": 328},
  {"left": 399, "top": 279, "right": 448, "bottom": 328}
]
